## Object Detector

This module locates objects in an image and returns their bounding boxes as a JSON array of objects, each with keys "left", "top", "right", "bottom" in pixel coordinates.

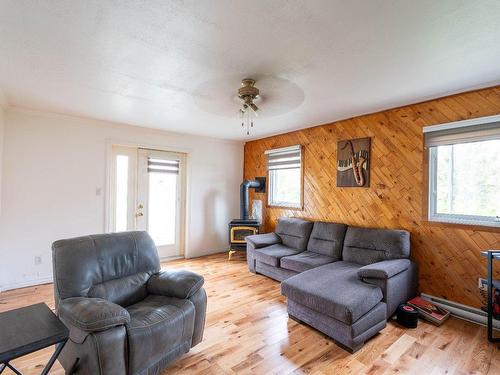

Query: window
[
  {"left": 425, "top": 116, "right": 500, "bottom": 227},
  {"left": 266, "top": 145, "right": 303, "bottom": 208},
  {"left": 146, "top": 157, "right": 180, "bottom": 246},
  {"left": 115, "top": 154, "right": 129, "bottom": 232}
]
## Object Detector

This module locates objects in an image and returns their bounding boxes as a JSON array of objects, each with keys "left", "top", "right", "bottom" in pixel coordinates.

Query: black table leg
[
  {"left": 41, "top": 341, "right": 66, "bottom": 375},
  {"left": 0, "top": 363, "right": 22, "bottom": 375},
  {"left": 0, "top": 340, "right": 67, "bottom": 375}
]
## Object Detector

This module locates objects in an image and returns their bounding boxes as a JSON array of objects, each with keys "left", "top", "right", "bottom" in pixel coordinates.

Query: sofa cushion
[
  {"left": 357, "top": 259, "right": 411, "bottom": 279},
  {"left": 255, "top": 261, "right": 299, "bottom": 282},
  {"left": 280, "top": 251, "right": 334, "bottom": 273},
  {"left": 246, "top": 232, "right": 281, "bottom": 249},
  {"left": 52, "top": 231, "right": 160, "bottom": 304},
  {"left": 307, "top": 221, "right": 347, "bottom": 259},
  {"left": 342, "top": 227, "right": 410, "bottom": 266},
  {"left": 58, "top": 297, "right": 130, "bottom": 333},
  {"left": 275, "top": 218, "right": 313, "bottom": 251},
  {"left": 126, "top": 295, "right": 195, "bottom": 375},
  {"left": 254, "top": 244, "right": 301, "bottom": 267},
  {"left": 281, "top": 262, "right": 383, "bottom": 325},
  {"left": 147, "top": 270, "right": 204, "bottom": 299},
  {"left": 88, "top": 272, "right": 151, "bottom": 307}
]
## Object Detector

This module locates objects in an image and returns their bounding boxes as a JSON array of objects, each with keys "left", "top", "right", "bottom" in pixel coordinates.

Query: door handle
[{"left": 136, "top": 212, "right": 144, "bottom": 217}]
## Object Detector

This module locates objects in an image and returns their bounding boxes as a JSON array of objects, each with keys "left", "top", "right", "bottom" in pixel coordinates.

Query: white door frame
[{"left": 105, "top": 139, "right": 189, "bottom": 258}]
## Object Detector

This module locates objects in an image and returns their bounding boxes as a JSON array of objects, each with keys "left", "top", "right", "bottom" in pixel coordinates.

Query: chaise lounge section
[{"left": 246, "top": 218, "right": 418, "bottom": 352}]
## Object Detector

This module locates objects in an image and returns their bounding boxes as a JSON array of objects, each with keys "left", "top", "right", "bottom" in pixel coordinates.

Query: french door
[{"left": 109, "top": 146, "right": 186, "bottom": 259}]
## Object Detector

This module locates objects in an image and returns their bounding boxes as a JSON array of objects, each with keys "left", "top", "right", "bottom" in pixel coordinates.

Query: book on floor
[{"left": 407, "top": 296, "right": 450, "bottom": 326}]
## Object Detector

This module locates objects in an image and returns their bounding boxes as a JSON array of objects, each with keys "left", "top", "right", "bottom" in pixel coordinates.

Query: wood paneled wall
[{"left": 244, "top": 86, "right": 500, "bottom": 308}]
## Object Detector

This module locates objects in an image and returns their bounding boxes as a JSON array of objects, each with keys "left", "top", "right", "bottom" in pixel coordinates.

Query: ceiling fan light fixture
[{"left": 237, "top": 78, "right": 260, "bottom": 135}]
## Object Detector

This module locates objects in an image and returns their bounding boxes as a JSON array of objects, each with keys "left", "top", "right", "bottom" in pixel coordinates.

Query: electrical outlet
[
  {"left": 34, "top": 255, "right": 42, "bottom": 265},
  {"left": 478, "top": 277, "right": 488, "bottom": 291}
]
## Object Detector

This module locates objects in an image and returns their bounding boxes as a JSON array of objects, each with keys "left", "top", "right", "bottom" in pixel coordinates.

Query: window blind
[
  {"left": 147, "top": 157, "right": 179, "bottom": 174},
  {"left": 265, "top": 145, "right": 302, "bottom": 171},
  {"left": 424, "top": 115, "right": 500, "bottom": 147}
]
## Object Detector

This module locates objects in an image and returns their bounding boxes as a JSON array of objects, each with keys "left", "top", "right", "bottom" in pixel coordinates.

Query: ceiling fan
[{"left": 238, "top": 78, "right": 260, "bottom": 135}]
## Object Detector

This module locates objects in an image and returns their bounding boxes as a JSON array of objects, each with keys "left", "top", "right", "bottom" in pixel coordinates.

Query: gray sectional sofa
[{"left": 246, "top": 217, "right": 418, "bottom": 352}]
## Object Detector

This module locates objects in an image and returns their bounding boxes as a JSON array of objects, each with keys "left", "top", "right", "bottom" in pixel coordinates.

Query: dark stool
[{"left": 396, "top": 304, "right": 418, "bottom": 328}]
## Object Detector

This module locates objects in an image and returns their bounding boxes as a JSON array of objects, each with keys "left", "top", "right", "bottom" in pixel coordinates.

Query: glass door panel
[
  {"left": 148, "top": 171, "right": 178, "bottom": 246},
  {"left": 137, "top": 149, "right": 185, "bottom": 258},
  {"left": 115, "top": 155, "right": 129, "bottom": 232},
  {"left": 109, "top": 146, "right": 185, "bottom": 259},
  {"left": 110, "top": 146, "right": 137, "bottom": 233}
]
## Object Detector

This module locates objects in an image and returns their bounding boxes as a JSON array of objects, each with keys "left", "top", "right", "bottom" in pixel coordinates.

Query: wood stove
[{"left": 228, "top": 178, "right": 265, "bottom": 260}]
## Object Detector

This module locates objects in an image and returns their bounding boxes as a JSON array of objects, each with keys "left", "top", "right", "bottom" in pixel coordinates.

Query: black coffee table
[{"left": 0, "top": 303, "right": 69, "bottom": 375}]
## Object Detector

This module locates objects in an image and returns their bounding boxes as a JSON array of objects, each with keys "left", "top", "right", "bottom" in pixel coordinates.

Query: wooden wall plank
[{"left": 244, "top": 86, "right": 500, "bottom": 308}]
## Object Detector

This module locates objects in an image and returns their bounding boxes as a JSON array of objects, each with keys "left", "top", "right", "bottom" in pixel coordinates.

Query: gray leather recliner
[{"left": 52, "top": 231, "right": 207, "bottom": 375}]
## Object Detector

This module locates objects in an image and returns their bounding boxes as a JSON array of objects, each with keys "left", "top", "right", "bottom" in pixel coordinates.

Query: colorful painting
[{"left": 336, "top": 137, "right": 371, "bottom": 187}]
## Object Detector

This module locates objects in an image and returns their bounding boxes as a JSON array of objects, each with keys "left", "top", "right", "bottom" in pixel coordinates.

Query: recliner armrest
[
  {"left": 358, "top": 259, "right": 410, "bottom": 280},
  {"left": 58, "top": 297, "right": 130, "bottom": 332},
  {"left": 246, "top": 233, "right": 281, "bottom": 249},
  {"left": 147, "top": 269, "right": 204, "bottom": 299}
]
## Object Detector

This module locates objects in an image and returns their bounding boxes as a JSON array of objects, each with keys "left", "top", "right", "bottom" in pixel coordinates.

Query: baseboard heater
[{"left": 421, "top": 293, "right": 500, "bottom": 331}]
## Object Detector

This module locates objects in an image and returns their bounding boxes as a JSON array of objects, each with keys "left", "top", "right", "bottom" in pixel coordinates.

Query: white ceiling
[{"left": 1, "top": 1, "right": 499, "bottom": 140}]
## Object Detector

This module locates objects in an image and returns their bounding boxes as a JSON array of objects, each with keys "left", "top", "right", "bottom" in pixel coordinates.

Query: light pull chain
[
  {"left": 246, "top": 109, "right": 250, "bottom": 135},
  {"left": 239, "top": 103, "right": 256, "bottom": 136}
]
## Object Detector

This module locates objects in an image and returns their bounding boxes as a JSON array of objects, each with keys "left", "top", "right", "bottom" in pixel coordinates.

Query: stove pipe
[{"left": 240, "top": 179, "right": 263, "bottom": 220}]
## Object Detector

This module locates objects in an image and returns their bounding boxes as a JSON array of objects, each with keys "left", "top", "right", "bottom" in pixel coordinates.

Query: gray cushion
[
  {"left": 280, "top": 251, "right": 334, "bottom": 273},
  {"left": 52, "top": 231, "right": 160, "bottom": 304},
  {"left": 58, "top": 297, "right": 130, "bottom": 332},
  {"left": 275, "top": 217, "right": 313, "bottom": 251},
  {"left": 255, "top": 261, "right": 299, "bottom": 282},
  {"left": 342, "top": 227, "right": 410, "bottom": 266},
  {"left": 363, "top": 263, "right": 418, "bottom": 318},
  {"left": 287, "top": 299, "right": 386, "bottom": 351},
  {"left": 281, "top": 261, "right": 383, "bottom": 324},
  {"left": 126, "top": 295, "right": 195, "bottom": 375},
  {"left": 254, "top": 244, "right": 301, "bottom": 267},
  {"left": 147, "top": 269, "right": 204, "bottom": 299},
  {"left": 88, "top": 272, "right": 151, "bottom": 307},
  {"left": 307, "top": 221, "right": 347, "bottom": 259},
  {"left": 246, "top": 232, "right": 281, "bottom": 249},
  {"left": 358, "top": 259, "right": 411, "bottom": 279}
]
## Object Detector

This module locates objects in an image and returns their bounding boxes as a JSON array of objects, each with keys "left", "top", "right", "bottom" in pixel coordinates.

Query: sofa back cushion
[
  {"left": 275, "top": 217, "right": 313, "bottom": 251},
  {"left": 342, "top": 226, "right": 410, "bottom": 265},
  {"left": 307, "top": 222, "right": 347, "bottom": 260},
  {"left": 52, "top": 231, "right": 160, "bottom": 307},
  {"left": 88, "top": 272, "right": 152, "bottom": 307}
]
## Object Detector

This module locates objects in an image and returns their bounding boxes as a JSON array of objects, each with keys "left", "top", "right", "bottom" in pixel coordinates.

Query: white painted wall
[
  {"left": 0, "top": 108, "right": 243, "bottom": 291},
  {"left": 0, "top": 99, "right": 4, "bottom": 215},
  {"left": 0, "top": 95, "right": 4, "bottom": 215}
]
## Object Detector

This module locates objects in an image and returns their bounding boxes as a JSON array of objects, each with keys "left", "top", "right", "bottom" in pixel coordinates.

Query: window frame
[
  {"left": 266, "top": 145, "right": 304, "bottom": 210},
  {"left": 427, "top": 136, "right": 500, "bottom": 228}
]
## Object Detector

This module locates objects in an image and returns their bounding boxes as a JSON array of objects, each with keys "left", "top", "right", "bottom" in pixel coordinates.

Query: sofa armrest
[
  {"left": 58, "top": 297, "right": 130, "bottom": 333},
  {"left": 358, "top": 259, "right": 410, "bottom": 280},
  {"left": 147, "top": 269, "right": 204, "bottom": 299},
  {"left": 246, "top": 233, "right": 281, "bottom": 249}
]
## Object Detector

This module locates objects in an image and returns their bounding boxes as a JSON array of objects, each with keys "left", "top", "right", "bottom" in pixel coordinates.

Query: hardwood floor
[{"left": 0, "top": 252, "right": 498, "bottom": 374}]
